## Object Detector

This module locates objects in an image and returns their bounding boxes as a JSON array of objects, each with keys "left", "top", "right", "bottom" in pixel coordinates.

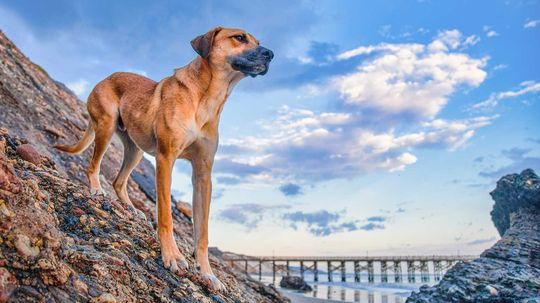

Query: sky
[{"left": 1, "top": 0, "right": 539, "bottom": 256}]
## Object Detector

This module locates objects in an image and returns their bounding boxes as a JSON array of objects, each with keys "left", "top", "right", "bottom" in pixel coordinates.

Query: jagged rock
[
  {"left": 0, "top": 30, "right": 289, "bottom": 302},
  {"left": 406, "top": 169, "right": 540, "bottom": 303},
  {"left": 279, "top": 276, "right": 313, "bottom": 292}
]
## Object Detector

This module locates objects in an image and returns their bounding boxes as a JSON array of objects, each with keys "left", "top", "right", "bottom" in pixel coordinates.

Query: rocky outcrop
[
  {"left": 279, "top": 276, "right": 312, "bottom": 292},
  {"left": 0, "top": 30, "right": 289, "bottom": 302},
  {"left": 406, "top": 169, "right": 540, "bottom": 303}
]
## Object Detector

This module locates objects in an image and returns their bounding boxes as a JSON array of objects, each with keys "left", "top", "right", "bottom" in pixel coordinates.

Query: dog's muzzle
[{"left": 228, "top": 46, "right": 274, "bottom": 77}]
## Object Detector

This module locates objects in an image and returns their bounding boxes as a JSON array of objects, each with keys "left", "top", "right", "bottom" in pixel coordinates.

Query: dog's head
[{"left": 191, "top": 27, "right": 274, "bottom": 77}]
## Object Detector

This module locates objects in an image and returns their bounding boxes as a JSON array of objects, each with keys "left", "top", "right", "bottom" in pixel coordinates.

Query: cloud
[
  {"left": 209, "top": 30, "right": 493, "bottom": 185},
  {"left": 367, "top": 216, "right": 386, "bottom": 222},
  {"left": 67, "top": 79, "right": 89, "bottom": 98},
  {"left": 218, "top": 203, "right": 291, "bottom": 229},
  {"left": 279, "top": 183, "right": 303, "bottom": 197},
  {"left": 486, "top": 30, "right": 498, "bottom": 37},
  {"left": 218, "top": 108, "right": 495, "bottom": 183},
  {"left": 360, "top": 222, "right": 385, "bottom": 231},
  {"left": 282, "top": 210, "right": 362, "bottom": 236},
  {"left": 471, "top": 81, "right": 540, "bottom": 109},
  {"left": 479, "top": 148, "right": 540, "bottom": 180},
  {"left": 483, "top": 26, "right": 498, "bottom": 38},
  {"left": 466, "top": 237, "right": 496, "bottom": 246},
  {"left": 524, "top": 19, "right": 539, "bottom": 28},
  {"left": 463, "top": 34, "right": 480, "bottom": 47},
  {"left": 334, "top": 30, "right": 487, "bottom": 119}
]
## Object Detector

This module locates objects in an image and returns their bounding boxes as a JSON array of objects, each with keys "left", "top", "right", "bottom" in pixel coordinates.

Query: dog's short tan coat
[{"left": 54, "top": 27, "right": 271, "bottom": 290}]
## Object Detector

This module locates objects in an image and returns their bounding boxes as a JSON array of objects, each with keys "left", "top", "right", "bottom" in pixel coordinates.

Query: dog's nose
[{"left": 259, "top": 47, "right": 274, "bottom": 60}]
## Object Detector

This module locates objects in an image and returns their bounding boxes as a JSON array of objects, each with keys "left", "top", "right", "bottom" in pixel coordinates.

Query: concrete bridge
[{"left": 223, "top": 255, "right": 477, "bottom": 284}]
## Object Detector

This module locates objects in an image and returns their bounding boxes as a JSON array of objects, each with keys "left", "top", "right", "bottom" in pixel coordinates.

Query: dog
[{"left": 54, "top": 27, "right": 273, "bottom": 291}]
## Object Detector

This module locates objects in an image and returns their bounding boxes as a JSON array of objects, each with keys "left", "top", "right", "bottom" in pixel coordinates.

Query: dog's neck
[{"left": 175, "top": 57, "right": 244, "bottom": 126}]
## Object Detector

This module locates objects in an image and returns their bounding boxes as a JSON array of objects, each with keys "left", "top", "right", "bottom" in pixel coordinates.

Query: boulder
[
  {"left": 279, "top": 276, "right": 313, "bottom": 292},
  {"left": 406, "top": 169, "right": 540, "bottom": 303}
]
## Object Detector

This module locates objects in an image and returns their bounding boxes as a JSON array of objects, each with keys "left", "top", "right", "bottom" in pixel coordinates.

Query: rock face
[
  {"left": 0, "top": 30, "right": 289, "bottom": 302},
  {"left": 279, "top": 276, "right": 313, "bottom": 292},
  {"left": 407, "top": 169, "right": 540, "bottom": 303}
]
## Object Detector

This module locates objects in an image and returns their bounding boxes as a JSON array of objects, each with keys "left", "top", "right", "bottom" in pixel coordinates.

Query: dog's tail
[{"left": 53, "top": 120, "right": 95, "bottom": 155}]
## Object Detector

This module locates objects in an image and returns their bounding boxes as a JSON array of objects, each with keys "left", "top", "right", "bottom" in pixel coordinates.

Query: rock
[
  {"left": 16, "top": 144, "right": 42, "bottom": 165},
  {"left": 98, "top": 292, "right": 117, "bottom": 303},
  {"left": 14, "top": 235, "right": 40, "bottom": 259},
  {"left": 0, "top": 26, "right": 291, "bottom": 302},
  {"left": 279, "top": 275, "right": 313, "bottom": 292},
  {"left": 407, "top": 169, "right": 540, "bottom": 303},
  {"left": 176, "top": 200, "right": 193, "bottom": 218},
  {"left": 0, "top": 267, "right": 17, "bottom": 303}
]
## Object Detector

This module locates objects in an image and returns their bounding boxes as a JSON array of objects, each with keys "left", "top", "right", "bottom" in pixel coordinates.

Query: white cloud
[
  {"left": 483, "top": 26, "right": 499, "bottom": 37},
  {"left": 524, "top": 19, "right": 539, "bottom": 28},
  {"left": 471, "top": 81, "right": 540, "bottom": 109},
  {"left": 334, "top": 30, "right": 487, "bottom": 119},
  {"left": 463, "top": 35, "right": 480, "bottom": 47},
  {"left": 214, "top": 30, "right": 494, "bottom": 185},
  {"left": 486, "top": 30, "right": 498, "bottom": 37},
  {"left": 67, "top": 79, "right": 90, "bottom": 98},
  {"left": 217, "top": 106, "right": 495, "bottom": 182}
]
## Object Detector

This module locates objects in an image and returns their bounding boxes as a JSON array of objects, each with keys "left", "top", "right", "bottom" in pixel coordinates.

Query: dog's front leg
[
  {"left": 191, "top": 143, "right": 226, "bottom": 291},
  {"left": 156, "top": 151, "right": 188, "bottom": 273}
]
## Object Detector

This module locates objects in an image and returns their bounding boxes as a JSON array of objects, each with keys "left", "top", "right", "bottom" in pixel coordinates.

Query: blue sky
[{"left": 1, "top": 0, "right": 539, "bottom": 256}]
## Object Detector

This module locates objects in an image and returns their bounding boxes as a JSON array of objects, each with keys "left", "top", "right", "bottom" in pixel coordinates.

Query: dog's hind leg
[
  {"left": 113, "top": 131, "right": 143, "bottom": 206},
  {"left": 85, "top": 88, "right": 120, "bottom": 195}
]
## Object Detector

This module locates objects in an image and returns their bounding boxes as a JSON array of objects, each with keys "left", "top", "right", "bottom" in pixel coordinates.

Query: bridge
[{"left": 222, "top": 255, "right": 477, "bottom": 284}]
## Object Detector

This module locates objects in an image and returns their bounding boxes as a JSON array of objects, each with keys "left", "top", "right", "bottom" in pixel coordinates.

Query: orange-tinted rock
[
  {"left": 0, "top": 267, "right": 17, "bottom": 303},
  {"left": 16, "top": 144, "right": 42, "bottom": 165}
]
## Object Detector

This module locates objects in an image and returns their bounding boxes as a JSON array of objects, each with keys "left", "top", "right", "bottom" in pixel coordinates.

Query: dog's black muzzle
[{"left": 228, "top": 46, "right": 274, "bottom": 77}]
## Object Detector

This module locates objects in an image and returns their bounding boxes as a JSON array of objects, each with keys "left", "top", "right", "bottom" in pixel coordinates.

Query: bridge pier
[
  {"left": 394, "top": 261, "right": 402, "bottom": 283},
  {"left": 314, "top": 261, "right": 319, "bottom": 282},
  {"left": 433, "top": 260, "right": 443, "bottom": 281},
  {"left": 272, "top": 260, "right": 276, "bottom": 283},
  {"left": 420, "top": 261, "right": 429, "bottom": 283},
  {"left": 381, "top": 261, "right": 388, "bottom": 283},
  {"left": 407, "top": 261, "right": 416, "bottom": 283},
  {"left": 354, "top": 261, "right": 360, "bottom": 282},
  {"left": 341, "top": 261, "right": 346, "bottom": 282},
  {"left": 367, "top": 261, "right": 374, "bottom": 283},
  {"left": 327, "top": 261, "right": 333, "bottom": 282},
  {"left": 286, "top": 260, "right": 290, "bottom": 276},
  {"left": 300, "top": 261, "right": 304, "bottom": 279},
  {"left": 258, "top": 260, "right": 262, "bottom": 281}
]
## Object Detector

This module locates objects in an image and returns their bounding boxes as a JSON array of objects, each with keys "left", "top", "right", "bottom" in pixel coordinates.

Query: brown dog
[{"left": 54, "top": 27, "right": 273, "bottom": 290}]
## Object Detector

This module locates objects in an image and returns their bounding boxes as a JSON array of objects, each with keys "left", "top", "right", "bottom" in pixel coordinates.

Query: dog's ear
[{"left": 191, "top": 27, "right": 223, "bottom": 59}]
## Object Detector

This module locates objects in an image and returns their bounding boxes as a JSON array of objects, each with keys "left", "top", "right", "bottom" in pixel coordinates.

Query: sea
[{"left": 254, "top": 272, "right": 435, "bottom": 303}]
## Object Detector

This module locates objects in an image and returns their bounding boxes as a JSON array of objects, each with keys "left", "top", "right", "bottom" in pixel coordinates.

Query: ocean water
[{"left": 255, "top": 273, "right": 435, "bottom": 303}]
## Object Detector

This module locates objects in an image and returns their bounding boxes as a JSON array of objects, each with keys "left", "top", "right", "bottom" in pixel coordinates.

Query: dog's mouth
[{"left": 228, "top": 46, "right": 274, "bottom": 77}]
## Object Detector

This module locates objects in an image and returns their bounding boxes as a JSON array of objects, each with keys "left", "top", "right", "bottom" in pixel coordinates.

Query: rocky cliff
[
  {"left": 406, "top": 169, "right": 540, "bottom": 303},
  {"left": 0, "top": 30, "right": 288, "bottom": 302}
]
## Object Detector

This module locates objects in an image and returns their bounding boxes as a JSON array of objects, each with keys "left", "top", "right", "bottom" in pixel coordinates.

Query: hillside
[{"left": 0, "top": 30, "right": 288, "bottom": 302}]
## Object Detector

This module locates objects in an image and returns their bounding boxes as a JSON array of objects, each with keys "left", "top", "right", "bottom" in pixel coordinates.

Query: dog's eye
[{"left": 233, "top": 35, "right": 246, "bottom": 43}]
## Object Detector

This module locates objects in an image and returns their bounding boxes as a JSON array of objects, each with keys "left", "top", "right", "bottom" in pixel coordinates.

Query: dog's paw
[
  {"left": 90, "top": 187, "right": 106, "bottom": 196},
  {"left": 200, "top": 272, "right": 226, "bottom": 292},
  {"left": 128, "top": 205, "right": 147, "bottom": 220},
  {"left": 161, "top": 247, "right": 189, "bottom": 275}
]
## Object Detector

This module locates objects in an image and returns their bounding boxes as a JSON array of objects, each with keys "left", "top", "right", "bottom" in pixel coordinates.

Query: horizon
[{"left": 1, "top": 0, "right": 538, "bottom": 257}]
